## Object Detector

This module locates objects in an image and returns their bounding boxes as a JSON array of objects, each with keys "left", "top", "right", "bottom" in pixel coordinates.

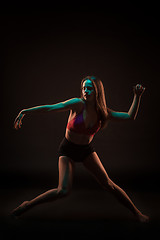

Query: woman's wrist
[
  {"left": 134, "top": 93, "right": 141, "bottom": 99},
  {"left": 21, "top": 109, "right": 27, "bottom": 115}
]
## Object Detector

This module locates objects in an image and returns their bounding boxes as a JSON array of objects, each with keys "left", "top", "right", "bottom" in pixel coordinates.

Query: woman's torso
[{"left": 65, "top": 99, "right": 101, "bottom": 145}]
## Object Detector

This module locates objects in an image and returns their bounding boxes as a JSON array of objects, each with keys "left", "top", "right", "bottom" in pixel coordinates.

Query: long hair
[{"left": 80, "top": 76, "right": 109, "bottom": 129}]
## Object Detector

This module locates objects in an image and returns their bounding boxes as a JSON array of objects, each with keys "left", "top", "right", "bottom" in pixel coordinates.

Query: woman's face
[{"left": 82, "top": 80, "right": 95, "bottom": 102}]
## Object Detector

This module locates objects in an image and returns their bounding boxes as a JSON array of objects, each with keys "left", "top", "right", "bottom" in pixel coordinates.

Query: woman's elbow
[{"left": 128, "top": 114, "right": 136, "bottom": 121}]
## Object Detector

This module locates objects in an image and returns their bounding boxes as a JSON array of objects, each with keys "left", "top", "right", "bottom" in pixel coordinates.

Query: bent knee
[
  {"left": 102, "top": 178, "right": 115, "bottom": 191},
  {"left": 57, "top": 187, "right": 71, "bottom": 197}
]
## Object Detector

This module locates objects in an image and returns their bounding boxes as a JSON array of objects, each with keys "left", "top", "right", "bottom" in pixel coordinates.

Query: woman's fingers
[
  {"left": 19, "top": 114, "right": 25, "bottom": 128},
  {"left": 136, "top": 84, "right": 145, "bottom": 91},
  {"left": 133, "top": 84, "right": 146, "bottom": 96},
  {"left": 19, "top": 119, "right": 22, "bottom": 128},
  {"left": 14, "top": 115, "right": 19, "bottom": 129},
  {"left": 14, "top": 114, "right": 24, "bottom": 130},
  {"left": 14, "top": 120, "right": 19, "bottom": 130},
  {"left": 14, "top": 116, "right": 18, "bottom": 126}
]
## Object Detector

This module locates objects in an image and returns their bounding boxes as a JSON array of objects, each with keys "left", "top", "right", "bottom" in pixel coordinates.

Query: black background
[{"left": 1, "top": 2, "right": 160, "bottom": 239}]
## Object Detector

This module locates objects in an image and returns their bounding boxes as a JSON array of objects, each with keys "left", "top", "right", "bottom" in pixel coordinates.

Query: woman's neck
[{"left": 84, "top": 99, "right": 96, "bottom": 111}]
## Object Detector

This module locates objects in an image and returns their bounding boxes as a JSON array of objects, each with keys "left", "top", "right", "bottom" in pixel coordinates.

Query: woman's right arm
[
  {"left": 22, "top": 98, "right": 83, "bottom": 114},
  {"left": 14, "top": 98, "right": 83, "bottom": 130}
]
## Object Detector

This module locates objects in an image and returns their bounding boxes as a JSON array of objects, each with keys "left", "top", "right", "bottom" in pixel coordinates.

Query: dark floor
[
  {"left": 1, "top": 180, "right": 160, "bottom": 239},
  {"left": 2, "top": 217, "right": 159, "bottom": 239}
]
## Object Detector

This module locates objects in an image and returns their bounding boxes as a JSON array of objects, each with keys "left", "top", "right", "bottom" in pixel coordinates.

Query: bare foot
[
  {"left": 136, "top": 213, "right": 149, "bottom": 223},
  {"left": 11, "top": 201, "right": 29, "bottom": 217}
]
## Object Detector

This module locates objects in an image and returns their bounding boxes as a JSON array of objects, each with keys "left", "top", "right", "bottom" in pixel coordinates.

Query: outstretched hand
[
  {"left": 133, "top": 84, "right": 145, "bottom": 97},
  {"left": 14, "top": 111, "right": 25, "bottom": 130}
]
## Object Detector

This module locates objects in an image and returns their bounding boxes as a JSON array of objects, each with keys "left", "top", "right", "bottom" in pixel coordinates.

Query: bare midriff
[{"left": 65, "top": 128, "right": 94, "bottom": 145}]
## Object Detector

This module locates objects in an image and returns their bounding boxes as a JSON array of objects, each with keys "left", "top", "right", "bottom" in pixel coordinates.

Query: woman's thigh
[
  {"left": 83, "top": 152, "right": 111, "bottom": 187},
  {"left": 58, "top": 156, "right": 75, "bottom": 192}
]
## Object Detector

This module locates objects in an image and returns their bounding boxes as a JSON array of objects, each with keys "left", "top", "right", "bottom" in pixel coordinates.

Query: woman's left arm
[{"left": 108, "top": 84, "right": 145, "bottom": 121}]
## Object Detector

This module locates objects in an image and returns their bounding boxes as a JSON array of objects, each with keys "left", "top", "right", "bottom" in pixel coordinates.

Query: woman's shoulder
[
  {"left": 71, "top": 98, "right": 85, "bottom": 106},
  {"left": 69, "top": 97, "right": 85, "bottom": 113},
  {"left": 72, "top": 97, "right": 84, "bottom": 103}
]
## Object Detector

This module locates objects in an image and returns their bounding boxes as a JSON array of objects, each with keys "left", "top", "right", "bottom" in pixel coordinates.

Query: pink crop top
[{"left": 67, "top": 105, "right": 101, "bottom": 137}]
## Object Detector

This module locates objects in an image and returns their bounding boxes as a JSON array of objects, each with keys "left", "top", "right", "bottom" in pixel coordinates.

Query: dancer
[{"left": 12, "top": 76, "right": 149, "bottom": 222}]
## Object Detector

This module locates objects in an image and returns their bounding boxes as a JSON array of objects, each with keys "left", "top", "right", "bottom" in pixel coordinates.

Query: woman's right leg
[{"left": 11, "top": 156, "right": 74, "bottom": 216}]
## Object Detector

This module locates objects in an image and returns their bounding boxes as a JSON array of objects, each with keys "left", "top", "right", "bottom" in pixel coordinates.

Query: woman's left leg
[{"left": 83, "top": 152, "right": 149, "bottom": 222}]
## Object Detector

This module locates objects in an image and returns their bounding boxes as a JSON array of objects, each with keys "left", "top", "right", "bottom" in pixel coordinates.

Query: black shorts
[{"left": 58, "top": 137, "right": 95, "bottom": 162}]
